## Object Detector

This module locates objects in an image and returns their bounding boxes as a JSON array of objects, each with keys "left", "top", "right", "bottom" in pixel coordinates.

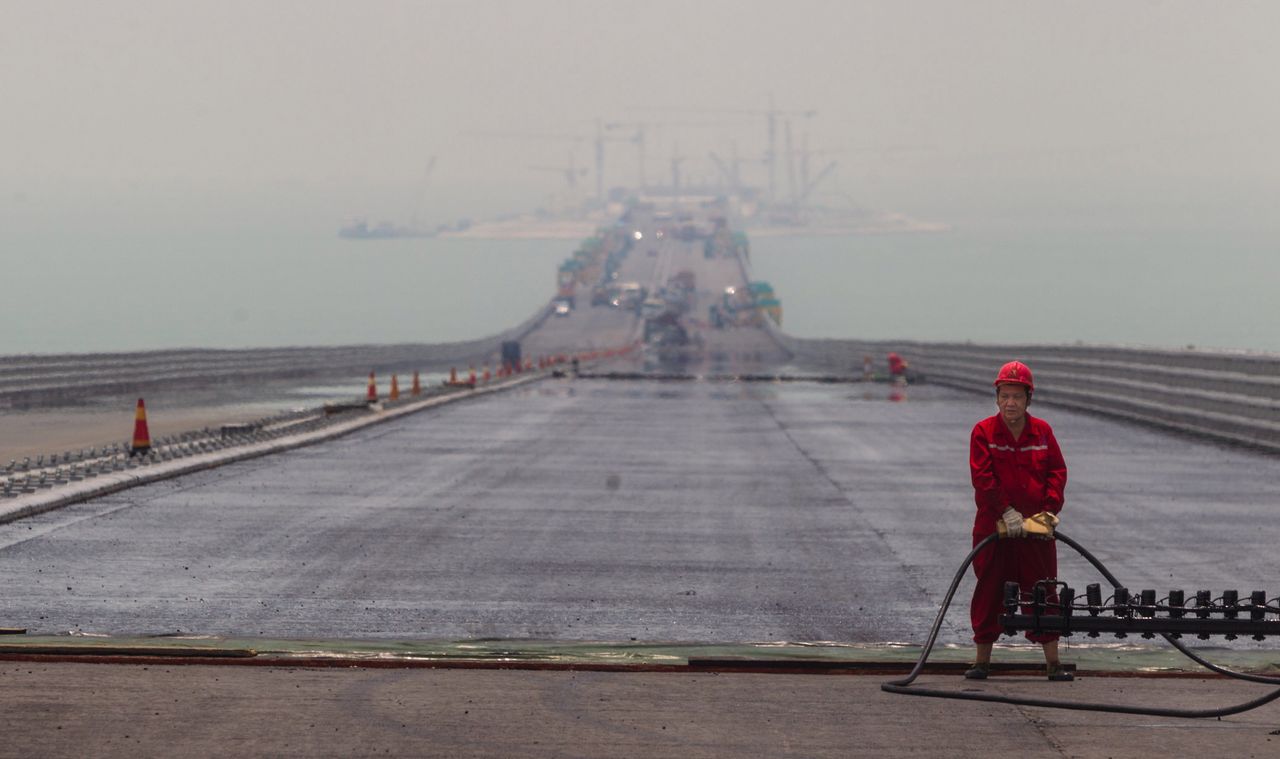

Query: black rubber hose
[{"left": 880, "top": 529, "right": 1280, "bottom": 718}]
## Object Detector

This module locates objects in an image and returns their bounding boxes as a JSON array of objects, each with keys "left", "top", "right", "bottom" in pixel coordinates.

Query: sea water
[
  {"left": 4, "top": 221, "right": 1277, "bottom": 355},
  {"left": 749, "top": 226, "right": 1280, "bottom": 354},
  {"left": 1, "top": 225, "right": 568, "bottom": 355}
]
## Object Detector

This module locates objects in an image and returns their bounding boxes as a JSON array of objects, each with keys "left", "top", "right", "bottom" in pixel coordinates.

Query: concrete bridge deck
[
  {"left": 3, "top": 206, "right": 1279, "bottom": 756},
  {"left": 4, "top": 376, "right": 1280, "bottom": 755},
  {"left": 3, "top": 379, "right": 1277, "bottom": 644},
  {"left": 4, "top": 663, "right": 1279, "bottom": 759}
]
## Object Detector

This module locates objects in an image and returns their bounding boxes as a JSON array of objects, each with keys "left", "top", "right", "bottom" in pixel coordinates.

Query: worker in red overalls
[
  {"left": 966, "top": 360, "right": 1072, "bottom": 681},
  {"left": 887, "top": 352, "right": 908, "bottom": 382}
]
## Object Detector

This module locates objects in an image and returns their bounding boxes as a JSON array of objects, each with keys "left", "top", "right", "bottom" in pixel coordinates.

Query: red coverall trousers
[
  {"left": 970, "top": 535, "right": 1059, "bottom": 644},
  {"left": 969, "top": 413, "right": 1067, "bottom": 644}
]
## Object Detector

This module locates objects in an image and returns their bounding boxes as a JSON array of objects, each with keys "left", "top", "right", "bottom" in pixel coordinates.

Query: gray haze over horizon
[
  {"left": 4, "top": 1, "right": 1277, "bottom": 234},
  {"left": 2, "top": 1, "right": 1279, "bottom": 356}
]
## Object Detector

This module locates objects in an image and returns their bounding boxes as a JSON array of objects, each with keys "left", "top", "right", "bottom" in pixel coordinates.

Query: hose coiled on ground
[{"left": 880, "top": 529, "right": 1280, "bottom": 718}]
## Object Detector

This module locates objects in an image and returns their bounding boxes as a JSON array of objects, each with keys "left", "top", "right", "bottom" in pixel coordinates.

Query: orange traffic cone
[
  {"left": 411, "top": 370, "right": 421, "bottom": 396},
  {"left": 130, "top": 398, "right": 151, "bottom": 455},
  {"left": 483, "top": 366, "right": 491, "bottom": 383},
  {"left": 367, "top": 371, "right": 378, "bottom": 403},
  {"left": 390, "top": 374, "right": 400, "bottom": 401}
]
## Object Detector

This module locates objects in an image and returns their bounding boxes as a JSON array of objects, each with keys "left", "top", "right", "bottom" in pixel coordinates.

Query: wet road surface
[{"left": 2, "top": 378, "right": 1278, "bottom": 644}]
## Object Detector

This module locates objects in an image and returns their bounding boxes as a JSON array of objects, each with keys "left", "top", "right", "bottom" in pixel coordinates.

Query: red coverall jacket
[{"left": 968, "top": 412, "right": 1067, "bottom": 644}]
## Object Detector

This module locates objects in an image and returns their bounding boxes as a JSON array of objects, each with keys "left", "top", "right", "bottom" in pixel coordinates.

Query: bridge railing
[
  {"left": 782, "top": 336, "right": 1280, "bottom": 454},
  {"left": 0, "top": 309, "right": 550, "bottom": 409}
]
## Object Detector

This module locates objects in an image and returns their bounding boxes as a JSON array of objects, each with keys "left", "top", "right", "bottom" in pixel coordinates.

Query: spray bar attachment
[
  {"left": 883, "top": 524, "right": 1280, "bottom": 718},
  {"left": 1001, "top": 581, "right": 1279, "bottom": 640}
]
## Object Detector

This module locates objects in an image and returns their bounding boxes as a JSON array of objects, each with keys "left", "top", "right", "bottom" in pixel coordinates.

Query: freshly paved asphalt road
[{"left": 3, "top": 377, "right": 1279, "bottom": 645}]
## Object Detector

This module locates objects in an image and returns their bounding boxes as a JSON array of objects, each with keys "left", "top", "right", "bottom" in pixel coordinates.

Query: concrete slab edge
[
  {"left": 0, "top": 372, "right": 548, "bottom": 526},
  {"left": 0, "top": 637, "right": 1275, "bottom": 676}
]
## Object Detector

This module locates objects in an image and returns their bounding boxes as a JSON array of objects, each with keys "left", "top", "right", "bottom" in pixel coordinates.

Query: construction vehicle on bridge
[{"left": 709, "top": 280, "right": 781, "bottom": 328}]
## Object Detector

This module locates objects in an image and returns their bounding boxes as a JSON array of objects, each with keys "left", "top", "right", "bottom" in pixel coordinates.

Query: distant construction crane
[
  {"left": 708, "top": 151, "right": 740, "bottom": 194},
  {"left": 631, "top": 100, "right": 817, "bottom": 204},
  {"left": 669, "top": 143, "right": 687, "bottom": 193},
  {"left": 602, "top": 121, "right": 650, "bottom": 191},
  {"left": 468, "top": 126, "right": 634, "bottom": 203},
  {"left": 528, "top": 154, "right": 589, "bottom": 190},
  {"left": 795, "top": 139, "right": 839, "bottom": 204},
  {"left": 605, "top": 119, "right": 749, "bottom": 193}
]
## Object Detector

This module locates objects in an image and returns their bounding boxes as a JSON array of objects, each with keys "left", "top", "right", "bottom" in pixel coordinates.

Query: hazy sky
[{"left": 3, "top": 0, "right": 1278, "bottom": 232}]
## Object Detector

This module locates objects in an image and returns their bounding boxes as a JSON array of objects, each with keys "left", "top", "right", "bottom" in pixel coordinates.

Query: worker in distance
[{"left": 967, "top": 361, "right": 1073, "bottom": 681}]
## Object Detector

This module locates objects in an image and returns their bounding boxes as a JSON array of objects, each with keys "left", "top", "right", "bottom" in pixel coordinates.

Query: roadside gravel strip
[{"left": 0, "top": 372, "right": 546, "bottom": 526}]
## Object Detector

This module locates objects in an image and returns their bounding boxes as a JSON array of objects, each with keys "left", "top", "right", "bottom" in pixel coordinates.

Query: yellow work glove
[
  {"left": 1001, "top": 507, "right": 1025, "bottom": 538},
  {"left": 1024, "top": 511, "right": 1060, "bottom": 539}
]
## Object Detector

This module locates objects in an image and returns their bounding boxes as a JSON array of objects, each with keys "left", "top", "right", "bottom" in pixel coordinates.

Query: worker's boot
[
  {"left": 963, "top": 663, "right": 990, "bottom": 680},
  {"left": 1046, "top": 664, "right": 1074, "bottom": 682}
]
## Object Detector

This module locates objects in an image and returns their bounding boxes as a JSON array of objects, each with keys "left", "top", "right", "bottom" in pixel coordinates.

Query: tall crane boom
[{"left": 629, "top": 102, "right": 817, "bottom": 203}]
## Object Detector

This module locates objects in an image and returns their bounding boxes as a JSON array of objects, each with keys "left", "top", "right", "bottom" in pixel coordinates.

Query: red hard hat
[{"left": 993, "top": 361, "right": 1034, "bottom": 392}]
